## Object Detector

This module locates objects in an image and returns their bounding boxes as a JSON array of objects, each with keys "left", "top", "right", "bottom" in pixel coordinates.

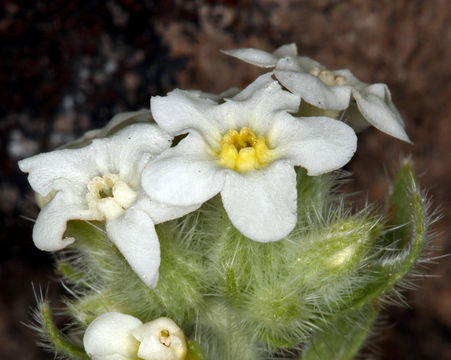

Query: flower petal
[
  {"left": 221, "top": 161, "right": 297, "bottom": 242},
  {"left": 276, "top": 56, "right": 323, "bottom": 72},
  {"left": 185, "top": 88, "right": 241, "bottom": 102},
  {"left": 221, "top": 48, "right": 278, "bottom": 68},
  {"left": 151, "top": 89, "right": 223, "bottom": 144},
  {"left": 83, "top": 312, "right": 142, "bottom": 360},
  {"left": 19, "top": 123, "right": 171, "bottom": 196},
  {"left": 274, "top": 70, "right": 352, "bottom": 110},
  {"left": 33, "top": 191, "right": 92, "bottom": 251},
  {"left": 295, "top": 56, "right": 324, "bottom": 72},
  {"left": 64, "top": 110, "right": 154, "bottom": 150},
  {"left": 18, "top": 148, "right": 96, "bottom": 197},
  {"left": 106, "top": 207, "right": 161, "bottom": 288},
  {"left": 142, "top": 133, "right": 226, "bottom": 207},
  {"left": 132, "top": 196, "right": 200, "bottom": 225},
  {"left": 230, "top": 73, "right": 274, "bottom": 101},
  {"left": 101, "top": 109, "right": 154, "bottom": 137},
  {"left": 132, "top": 317, "right": 187, "bottom": 360},
  {"left": 220, "top": 75, "right": 300, "bottom": 135},
  {"left": 352, "top": 85, "right": 411, "bottom": 143},
  {"left": 273, "top": 114, "right": 357, "bottom": 176},
  {"left": 332, "top": 69, "right": 367, "bottom": 89},
  {"left": 93, "top": 123, "right": 173, "bottom": 187},
  {"left": 273, "top": 43, "right": 298, "bottom": 57},
  {"left": 275, "top": 56, "right": 303, "bottom": 72}
]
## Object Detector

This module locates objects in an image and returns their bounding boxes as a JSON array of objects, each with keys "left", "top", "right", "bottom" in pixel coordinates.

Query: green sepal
[
  {"left": 61, "top": 218, "right": 207, "bottom": 326},
  {"left": 301, "top": 302, "right": 379, "bottom": 360},
  {"left": 66, "top": 291, "right": 120, "bottom": 327},
  {"left": 186, "top": 339, "right": 206, "bottom": 360},
  {"left": 336, "top": 159, "right": 428, "bottom": 311},
  {"left": 386, "top": 158, "right": 421, "bottom": 248},
  {"left": 57, "top": 260, "right": 84, "bottom": 284},
  {"left": 37, "top": 302, "right": 89, "bottom": 359}
]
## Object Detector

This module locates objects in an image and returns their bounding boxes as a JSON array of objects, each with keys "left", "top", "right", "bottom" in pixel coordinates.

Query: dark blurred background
[{"left": 1, "top": 1, "right": 450, "bottom": 359}]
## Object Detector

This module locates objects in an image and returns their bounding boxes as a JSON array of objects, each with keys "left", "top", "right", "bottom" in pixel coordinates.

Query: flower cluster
[
  {"left": 19, "top": 44, "right": 426, "bottom": 360},
  {"left": 19, "top": 45, "right": 410, "bottom": 292}
]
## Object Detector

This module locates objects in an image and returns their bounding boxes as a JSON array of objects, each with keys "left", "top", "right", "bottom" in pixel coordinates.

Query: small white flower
[
  {"left": 19, "top": 123, "right": 196, "bottom": 287},
  {"left": 223, "top": 43, "right": 411, "bottom": 143},
  {"left": 142, "top": 74, "right": 357, "bottom": 242},
  {"left": 83, "top": 312, "right": 187, "bottom": 360},
  {"left": 84, "top": 312, "right": 142, "bottom": 360}
]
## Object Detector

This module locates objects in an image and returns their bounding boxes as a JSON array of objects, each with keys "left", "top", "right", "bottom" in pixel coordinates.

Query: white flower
[
  {"left": 19, "top": 123, "right": 196, "bottom": 288},
  {"left": 142, "top": 74, "right": 357, "bottom": 242},
  {"left": 223, "top": 44, "right": 411, "bottom": 143},
  {"left": 83, "top": 312, "right": 187, "bottom": 360}
]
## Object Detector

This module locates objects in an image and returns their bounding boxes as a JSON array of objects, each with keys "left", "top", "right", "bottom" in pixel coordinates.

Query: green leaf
[
  {"left": 337, "top": 159, "right": 428, "bottom": 311},
  {"left": 302, "top": 303, "right": 378, "bottom": 360}
]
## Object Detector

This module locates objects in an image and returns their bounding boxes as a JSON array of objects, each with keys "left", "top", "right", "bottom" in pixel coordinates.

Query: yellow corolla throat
[{"left": 217, "top": 127, "right": 275, "bottom": 172}]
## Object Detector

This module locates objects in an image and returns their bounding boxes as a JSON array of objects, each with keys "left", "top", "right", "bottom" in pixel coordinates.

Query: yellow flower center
[
  {"left": 217, "top": 127, "right": 274, "bottom": 172},
  {"left": 309, "top": 66, "right": 347, "bottom": 86},
  {"left": 86, "top": 174, "right": 137, "bottom": 220}
]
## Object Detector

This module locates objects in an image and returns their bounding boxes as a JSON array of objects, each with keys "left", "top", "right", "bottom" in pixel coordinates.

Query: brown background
[{"left": 1, "top": 1, "right": 450, "bottom": 359}]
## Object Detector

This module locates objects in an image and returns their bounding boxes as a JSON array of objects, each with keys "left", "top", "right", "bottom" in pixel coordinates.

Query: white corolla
[
  {"left": 142, "top": 74, "right": 357, "bottom": 242},
  {"left": 19, "top": 123, "right": 196, "bottom": 288},
  {"left": 64, "top": 109, "right": 154, "bottom": 149},
  {"left": 223, "top": 43, "right": 410, "bottom": 143},
  {"left": 83, "top": 312, "right": 187, "bottom": 360}
]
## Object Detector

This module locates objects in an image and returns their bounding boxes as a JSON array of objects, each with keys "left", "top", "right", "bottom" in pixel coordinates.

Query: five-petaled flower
[
  {"left": 19, "top": 123, "right": 197, "bottom": 288},
  {"left": 83, "top": 312, "right": 187, "bottom": 360},
  {"left": 224, "top": 43, "right": 411, "bottom": 143},
  {"left": 142, "top": 74, "right": 357, "bottom": 242}
]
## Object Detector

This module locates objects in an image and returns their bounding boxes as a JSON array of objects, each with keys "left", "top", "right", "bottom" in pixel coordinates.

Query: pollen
[{"left": 217, "top": 127, "right": 274, "bottom": 172}]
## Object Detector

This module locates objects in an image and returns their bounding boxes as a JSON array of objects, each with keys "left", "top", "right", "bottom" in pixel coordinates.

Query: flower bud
[{"left": 83, "top": 312, "right": 187, "bottom": 360}]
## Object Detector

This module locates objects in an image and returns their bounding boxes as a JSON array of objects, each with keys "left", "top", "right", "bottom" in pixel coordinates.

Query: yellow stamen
[
  {"left": 217, "top": 127, "right": 274, "bottom": 172},
  {"left": 236, "top": 147, "right": 258, "bottom": 172}
]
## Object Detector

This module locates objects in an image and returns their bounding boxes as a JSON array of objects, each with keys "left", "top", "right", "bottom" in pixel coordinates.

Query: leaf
[
  {"left": 337, "top": 159, "right": 429, "bottom": 312},
  {"left": 302, "top": 303, "right": 378, "bottom": 360}
]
